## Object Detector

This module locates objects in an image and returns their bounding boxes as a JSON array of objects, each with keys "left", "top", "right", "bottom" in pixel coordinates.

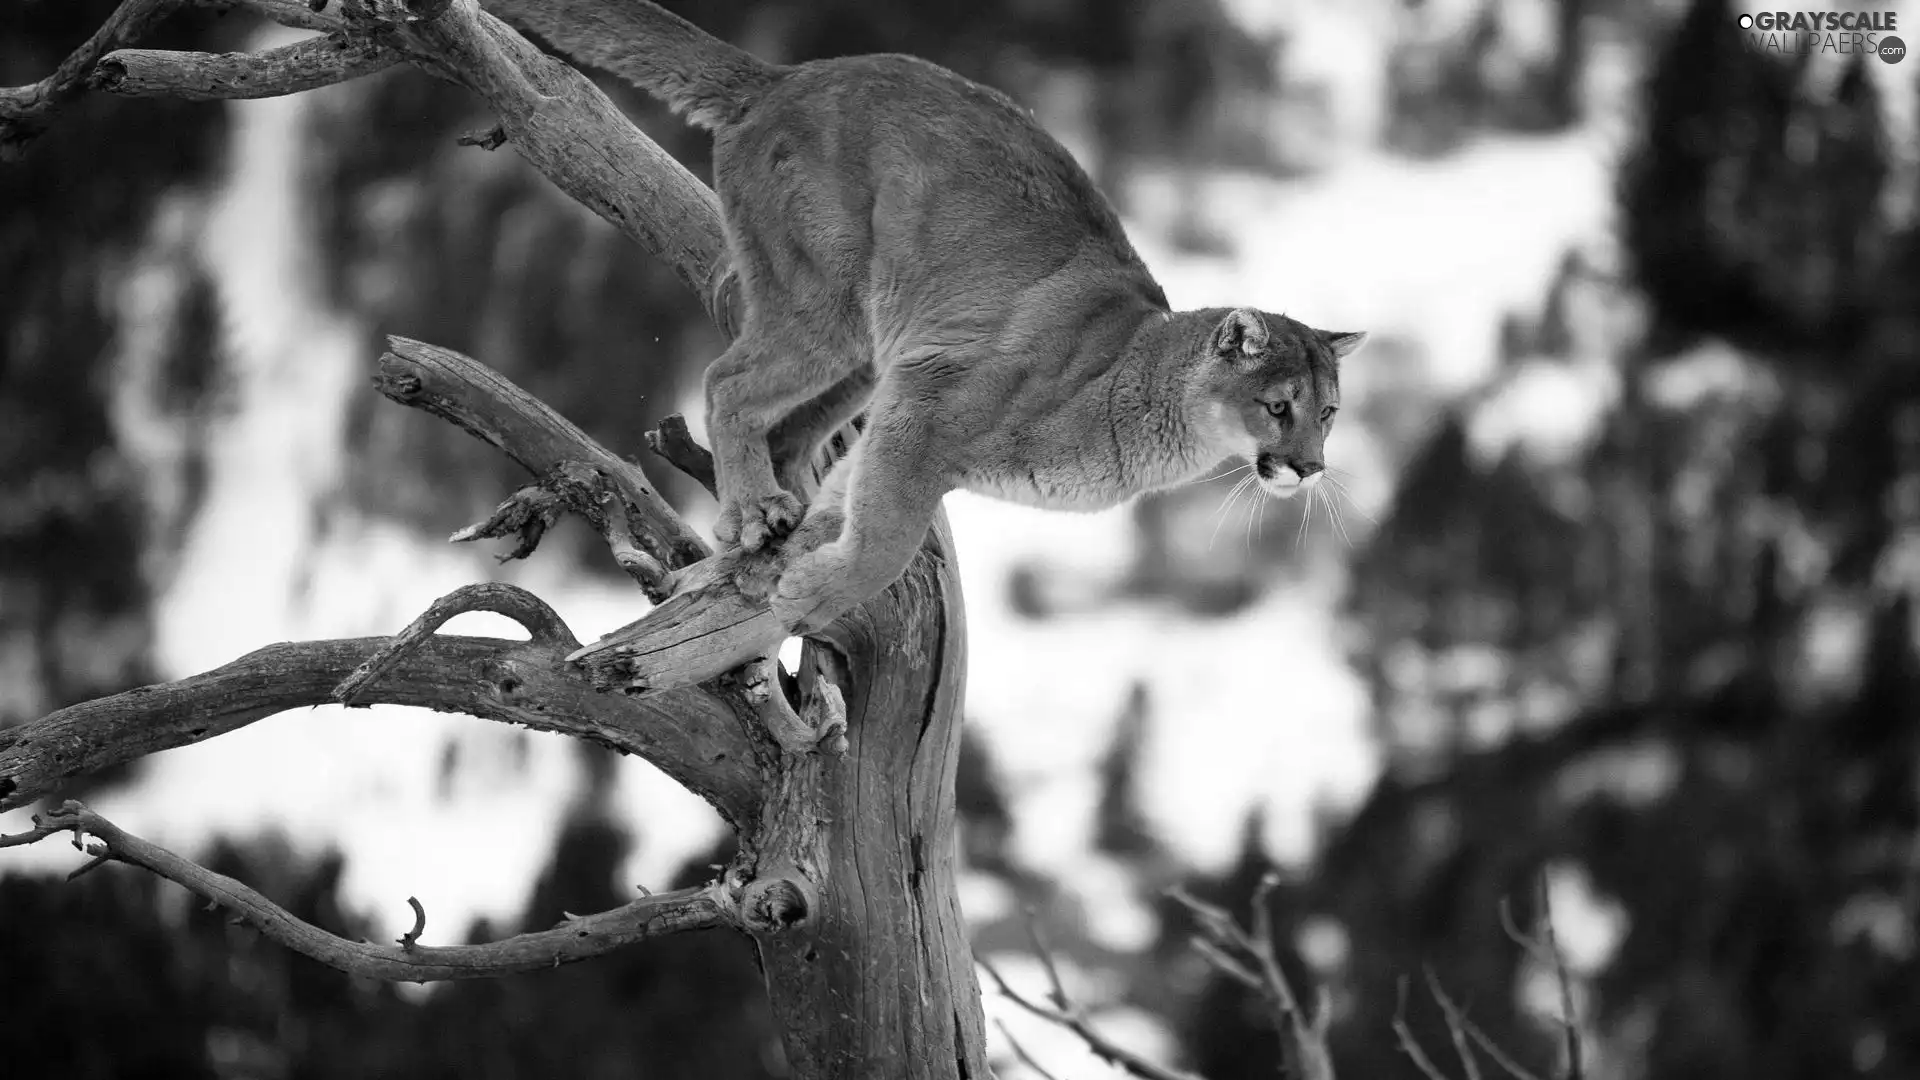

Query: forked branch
[
  {"left": 2, "top": 802, "right": 737, "bottom": 981},
  {"left": 0, "top": 0, "right": 352, "bottom": 156},
  {"left": 1170, "top": 878, "right": 1335, "bottom": 1080}
]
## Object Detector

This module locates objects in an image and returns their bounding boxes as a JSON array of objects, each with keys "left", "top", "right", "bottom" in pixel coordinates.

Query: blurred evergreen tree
[
  {"left": 0, "top": 0, "right": 234, "bottom": 741},
  {"left": 1157, "top": 0, "right": 1920, "bottom": 1075}
]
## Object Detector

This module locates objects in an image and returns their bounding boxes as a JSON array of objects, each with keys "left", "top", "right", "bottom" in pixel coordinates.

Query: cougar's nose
[{"left": 1291, "top": 460, "right": 1325, "bottom": 488}]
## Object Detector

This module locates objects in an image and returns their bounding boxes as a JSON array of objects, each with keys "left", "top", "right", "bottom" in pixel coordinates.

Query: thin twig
[
  {"left": 1535, "top": 877, "right": 1584, "bottom": 1080},
  {"left": 1424, "top": 967, "right": 1486, "bottom": 1080},
  {"left": 995, "top": 1019, "right": 1064, "bottom": 1080},
  {"left": 978, "top": 956, "right": 1205, "bottom": 1080},
  {"left": 1393, "top": 975, "right": 1454, "bottom": 1080},
  {"left": 1021, "top": 909, "right": 1072, "bottom": 1011},
  {"left": 1171, "top": 877, "right": 1335, "bottom": 1080},
  {"left": 398, "top": 896, "right": 428, "bottom": 950},
  {"left": 1460, "top": 1018, "right": 1547, "bottom": 1080},
  {"left": 1499, "top": 885, "right": 1585, "bottom": 1080}
]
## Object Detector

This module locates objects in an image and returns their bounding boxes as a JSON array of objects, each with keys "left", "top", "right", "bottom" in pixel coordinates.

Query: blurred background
[{"left": 3, "top": 0, "right": 1917, "bottom": 1076}]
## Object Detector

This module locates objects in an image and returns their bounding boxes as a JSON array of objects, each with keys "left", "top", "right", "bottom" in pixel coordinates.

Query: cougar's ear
[
  {"left": 1212, "top": 308, "right": 1268, "bottom": 364},
  {"left": 1321, "top": 329, "right": 1369, "bottom": 361}
]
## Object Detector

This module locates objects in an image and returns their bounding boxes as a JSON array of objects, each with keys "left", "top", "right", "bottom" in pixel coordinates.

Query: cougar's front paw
[
  {"left": 771, "top": 542, "right": 855, "bottom": 634},
  {"left": 715, "top": 490, "right": 804, "bottom": 553}
]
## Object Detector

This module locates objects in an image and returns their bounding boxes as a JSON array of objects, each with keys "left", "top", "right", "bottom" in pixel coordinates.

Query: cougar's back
[{"left": 713, "top": 54, "right": 1167, "bottom": 356}]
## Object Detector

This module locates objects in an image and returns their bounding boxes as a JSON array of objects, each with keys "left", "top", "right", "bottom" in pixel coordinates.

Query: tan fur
[{"left": 497, "top": 1, "right": 1368, "bottom": 632}]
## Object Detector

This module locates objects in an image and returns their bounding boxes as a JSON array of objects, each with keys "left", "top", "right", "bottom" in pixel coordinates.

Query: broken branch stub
[{"left": 568, "top": 550, "right": 789, "bottom": 693}]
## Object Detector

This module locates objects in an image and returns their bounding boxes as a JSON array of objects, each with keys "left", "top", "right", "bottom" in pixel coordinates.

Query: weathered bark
[
  {"left": 0, "top": 2, "right": 986, "bottom": 1076},
  {"left": 747, "top": 519, "right": 985, "bottom": 1077}
]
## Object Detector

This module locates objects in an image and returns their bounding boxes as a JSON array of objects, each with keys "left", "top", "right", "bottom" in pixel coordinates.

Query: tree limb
[
  {"left": 0, "top": 0, "right": 192, "bottom": 156},
  {"left": 3, "top": 802, "right": 737, "bottom": 982},
  {"left": 92, "top": 33, "right": 402, "bottom": 101},
  {"left": 0, "top": 632, "right": 761, "bottom": 827},
  {"left": 0, "top": 0, "right": 355, "bottom": 157},
  {"left": 396, "top": 0, "right": 736, "bottom": 328},
  {"left": 376, "top": 336, "right": 709, "bottom": 598}
]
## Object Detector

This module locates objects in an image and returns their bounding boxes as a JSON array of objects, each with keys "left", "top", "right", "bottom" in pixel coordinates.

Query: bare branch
[
  {"left": 334, "top": 582, "right": 575, "bottom": 704},
  {"left": 0, "top": 0, "right": 359, "bottom": 157},
  {"left": 978, "top": 957, "right": 1204, "bottom": 1080},
  {"left": 1460, "top": 1018, "right": 1547, "bottom": 1080},
  {"left": 994, "top": 1019, "right": 1064, "bottom": 1080},
  {"left": 0, "top": 633, "right": 761, "bottom": 827},
  {"left": 93, "top": 33, "right": 401, "bottom": 101},
  {"left": 375, "top": 337, "right": 707, "bottom": 599},
  {"left": 647, "top": 413, "right": 718, "bottom": 496},
  {"left": 1021, "top": 909, "right": 1072, "bottom": 1011},
  {"left": 1503, "top": 878, "right": 1585, "bottom": 1080},
  {"left": 1393, "top": 976, "right": 1454, "bottom": 1080},
  {"left": 1424, "top": 968, "right": 1486, "bottom": 1080},
  {"left": 0, "top": 0, "right": 189, "bottom": 156},
  {"left": 12, "top": 802, "right": 737, "bottom": 981},
  {"left": 1171, "top": 876, "right": 1335, "bottom": 1080}
]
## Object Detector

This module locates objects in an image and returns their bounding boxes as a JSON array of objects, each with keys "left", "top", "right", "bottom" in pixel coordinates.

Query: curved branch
[
  {"left": 0, "top": 634, "right": 761, "bottom": 826},
  {"left": 93, "top": 34, "right": 402, "bottom": 101},
  {"left": 0, "top": 0, "right": 187, "bottom": 156},
  {"left": 5, "top": 802, "right": 737, "bottom": 982},
  {"left": 333, "top": 581, "right": 576, "bottom": 704}
]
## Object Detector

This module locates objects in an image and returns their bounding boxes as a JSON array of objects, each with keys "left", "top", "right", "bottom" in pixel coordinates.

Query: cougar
[{"left": 499, "top": 0, "right": 1367, "bottom": 631}]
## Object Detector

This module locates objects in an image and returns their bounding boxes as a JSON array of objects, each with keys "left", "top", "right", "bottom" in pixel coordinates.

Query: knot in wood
[{"left": 741, "top": 877, "right": 811, "bottom": 933}]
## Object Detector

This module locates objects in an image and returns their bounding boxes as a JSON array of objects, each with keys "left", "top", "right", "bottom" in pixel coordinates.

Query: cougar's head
[{"left": 1200, "top": 308, "right": 1367, "bottom": 500}]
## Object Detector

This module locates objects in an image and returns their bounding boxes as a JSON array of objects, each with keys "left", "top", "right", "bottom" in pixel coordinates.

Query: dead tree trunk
[{"left": 0, "top": 2, "right": 988, "bottom": 1076}]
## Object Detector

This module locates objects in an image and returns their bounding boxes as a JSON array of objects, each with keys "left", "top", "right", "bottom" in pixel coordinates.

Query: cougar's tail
[{"left": 491, "top": 0, "right": 779, "bottom": 130}]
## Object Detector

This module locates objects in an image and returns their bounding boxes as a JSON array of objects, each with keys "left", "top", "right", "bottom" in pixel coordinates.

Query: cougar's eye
[
  {"left": 1320, "top": 405, "right": 1338, "bottom": 423},
  {"left": 1265, "top": 400, "right": 1290, "bottom": 420}
]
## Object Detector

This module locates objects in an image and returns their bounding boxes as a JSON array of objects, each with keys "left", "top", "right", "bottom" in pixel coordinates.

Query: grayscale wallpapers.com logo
[{"left": 1737, "top": 10, "right": 1905, "bottom": 62}]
